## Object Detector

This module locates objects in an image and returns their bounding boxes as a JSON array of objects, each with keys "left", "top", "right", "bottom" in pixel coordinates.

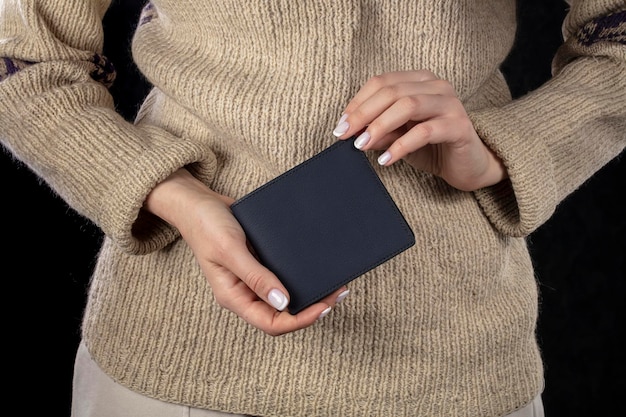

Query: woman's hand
[
  {"left": 333, "top": 70, "right": 507, "bottom": 191},
  {"left": 145, "top": 169, "right": 348, "bottom": 336}
]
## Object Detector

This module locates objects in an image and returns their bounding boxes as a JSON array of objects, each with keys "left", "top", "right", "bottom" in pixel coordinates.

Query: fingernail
[
  {"left": 333, "top": 114, "right": 349, "bottom": 137},
  {"left": 268, "top": 289, "right": 288, "bottom": 311},
  {"left": 317, "top": 306, "right": 332, "bottom": 320},
  {"left": 354, "top": 132, "right": 370, "bottom": 149},
  {"left": 378, "top": 151, "right": 391, "bottom": 165},
  {"left": 336, "top": 289, "right": 350, "bottom": 304}
]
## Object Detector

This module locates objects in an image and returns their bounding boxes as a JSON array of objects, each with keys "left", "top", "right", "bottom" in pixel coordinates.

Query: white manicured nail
[
  {"left": 333, "top": 114, "right": 349, "bottom": 137},
  {"left": 378, "top": 151, "right": 391, "bottom": 165},
  {"left": 354, "top": 132, "right": 370, "bottom": 149},
  {"left": 318, "top": 306, "right": 332, "bottom": 320},
  {"left": 268, "top": 289, "right": 288, "bottom": 311},
  {"left": 335, "top": 289, "right": 350, "bottom": 304}
]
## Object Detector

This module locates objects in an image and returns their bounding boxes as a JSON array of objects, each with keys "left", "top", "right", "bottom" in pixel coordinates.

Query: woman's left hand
[{"left": 333, "top": 70, "right": 507, "bottom": 191}]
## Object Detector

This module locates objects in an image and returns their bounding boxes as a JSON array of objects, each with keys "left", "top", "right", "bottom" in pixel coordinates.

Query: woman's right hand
[{"left": 144, "top": 168, "right": 346, "bottom": 336}]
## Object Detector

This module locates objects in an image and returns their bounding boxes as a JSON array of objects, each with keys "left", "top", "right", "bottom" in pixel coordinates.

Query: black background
[{"left": 3, "top": 0, "right": 624, "bottom": 415}]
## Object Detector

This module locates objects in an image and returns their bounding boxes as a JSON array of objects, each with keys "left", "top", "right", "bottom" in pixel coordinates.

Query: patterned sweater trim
[
  {"left": 1, "top": 54, "right": 115, "bottom": 87},
  {"left": 139, "top": 2, "right": 157, "bottom": 26},
  {"left": 0, "top": 57, "right": 34, "bottom": 82},
  {"left": 578, "top": 10, "right": 626, "bottom": 46}
]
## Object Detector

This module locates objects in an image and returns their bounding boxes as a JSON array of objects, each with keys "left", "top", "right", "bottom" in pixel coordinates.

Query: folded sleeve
[
  {"left": 468, "top": 0, "right": 626, "bottom": 237},
  {"left": 0, "top": 0, "right": 217, "bottom": 254}
]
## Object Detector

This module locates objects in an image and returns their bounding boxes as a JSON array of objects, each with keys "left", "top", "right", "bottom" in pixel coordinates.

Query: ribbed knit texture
[{"left": 2, "top": 1, "right": 625, "bottom": 416}]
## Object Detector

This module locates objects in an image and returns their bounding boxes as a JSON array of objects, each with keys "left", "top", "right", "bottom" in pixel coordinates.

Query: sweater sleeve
[
  {"left": 0, "top": 0, "right": 217, "bottom": 254},
  {"left": 468, "top": 0, "right": 626, "bottom": 237}
]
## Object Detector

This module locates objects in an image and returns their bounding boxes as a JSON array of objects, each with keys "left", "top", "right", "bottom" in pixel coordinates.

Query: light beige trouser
[{"left": 72, "top": 341, "right": 544, "bottom": 417}]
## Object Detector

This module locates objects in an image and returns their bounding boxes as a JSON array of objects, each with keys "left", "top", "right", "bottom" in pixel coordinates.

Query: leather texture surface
[{"left": 231, "top": 138, "right": 415, "bottom": 314}]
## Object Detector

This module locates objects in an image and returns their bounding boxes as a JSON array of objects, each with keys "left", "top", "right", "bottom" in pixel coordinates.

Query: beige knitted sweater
[{"left": 2, "top": 1, "right": 625, "bottom": 416}]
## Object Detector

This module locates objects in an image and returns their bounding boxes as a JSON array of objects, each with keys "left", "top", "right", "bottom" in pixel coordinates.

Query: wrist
[
  {"left": 144, "top": 168, "right": 221, "bottom": 227},
  {"left": 482, "top": 147, "right": 508, "bottom": 189}
]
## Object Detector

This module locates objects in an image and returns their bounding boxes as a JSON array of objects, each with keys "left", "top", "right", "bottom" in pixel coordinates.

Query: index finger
[{"left": 343, "top": 70, "right": 439, "bottom": 115}]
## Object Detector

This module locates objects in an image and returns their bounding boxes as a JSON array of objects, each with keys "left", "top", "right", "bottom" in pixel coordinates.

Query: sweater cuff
[
  {"left": 468, "top": 109, "right": 557, "bottom": 237},
  {"left": 101, "top": 127, "right": 217, "bottom": 255}
]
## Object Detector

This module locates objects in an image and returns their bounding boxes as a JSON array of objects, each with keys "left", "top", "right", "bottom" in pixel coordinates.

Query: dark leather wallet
[{"left": 231, "top": 138, "right": 415, "bottom": 314}]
